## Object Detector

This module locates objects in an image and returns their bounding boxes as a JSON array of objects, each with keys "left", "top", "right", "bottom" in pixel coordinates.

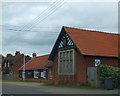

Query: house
[
  {"left": 19, "top": 54, "right": 53, "bottom": 82},
  {"left": 0, "top": 55, "right": 4, "bottom": 72},
  {"left": 2, "top": 51, "right": 31, "bottom": 79},
  {"left": 2, "top": 54, "right": 14, "bottom": 74},
  {"left": 0, "top": 55, "right": 4, "bottom": 67},
  {"left": 48, "top": 26, "right": 118, "bottom": 85},
  {"left": 12, "top": 51, "right": 30, "bottom": 78}
]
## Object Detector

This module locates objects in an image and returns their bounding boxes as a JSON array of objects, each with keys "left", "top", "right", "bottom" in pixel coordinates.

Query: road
[
  {"left": 2, "top": 82, "right": 51, "bottom": 94},
  {"left": 1, "top": 81, "right": 119, "bottom": 95}
]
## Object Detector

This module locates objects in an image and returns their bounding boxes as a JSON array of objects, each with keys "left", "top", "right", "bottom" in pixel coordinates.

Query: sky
[{"left": 0, "top": 0, "right": 118, "bottom": 57}]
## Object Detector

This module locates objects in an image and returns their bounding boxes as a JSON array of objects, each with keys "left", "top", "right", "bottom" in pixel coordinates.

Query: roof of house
[
  {"left": 64, "top": 26, "right": 118, "bottom": 57},
  {"left": 49, "top": 26, "right": 119, "bottom": 60},
  {"left": 19, "top": 54, "right": 51, "bottom": 70}
]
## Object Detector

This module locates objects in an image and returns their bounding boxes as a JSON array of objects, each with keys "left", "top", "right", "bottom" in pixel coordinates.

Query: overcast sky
[{"left": 1, "top": 1, "right": 118, "bottom": 57}]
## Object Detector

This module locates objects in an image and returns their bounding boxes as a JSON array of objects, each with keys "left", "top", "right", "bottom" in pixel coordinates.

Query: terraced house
[{"left": 48, "top": 26, "right": 118, "bottom": 86}]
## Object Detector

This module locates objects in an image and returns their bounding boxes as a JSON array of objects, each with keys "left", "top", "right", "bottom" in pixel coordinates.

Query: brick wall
[
  {"left": 52, "top": 49, "right": 118, "bottom": 85},
  {"left": 13, "top": 55, "right": 24, "bottom": 78},
  {"left": 52, "top": 52, "right": 59, "bottom": 83},
  {"left": 75, "top": 50, "right": 87, "bottom": 85},
  {"left": 84, "top": 56, "right": 118, "bottom": 67},
  {"left": 52, "top": 49, "right": 87, "bottom": 85},
  {"left": 19, "top": 78, "right": 51, "bottom": 83}
]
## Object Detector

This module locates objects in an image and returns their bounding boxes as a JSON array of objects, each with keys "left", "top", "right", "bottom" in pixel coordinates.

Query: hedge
[{"left": 97, "top": 64, "right": 120, "bottom": 88}]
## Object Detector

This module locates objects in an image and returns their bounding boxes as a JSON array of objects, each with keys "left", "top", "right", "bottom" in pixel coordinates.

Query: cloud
[
  {"left": 2, "top": 2, "right": 118, "bottom": 56},
  {"left": 3, "top": 2, "right": 50, "bottom": 25}
]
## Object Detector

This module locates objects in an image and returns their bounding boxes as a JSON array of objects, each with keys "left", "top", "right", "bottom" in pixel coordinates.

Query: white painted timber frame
[{"left": 34, "top": 70, "right": 39, "bottom": 78}]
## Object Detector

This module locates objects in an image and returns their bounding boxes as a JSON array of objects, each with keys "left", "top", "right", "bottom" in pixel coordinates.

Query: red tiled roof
[
  {"left": 64, "top": 26, "right": 118, "bottom": 57},
  {"left": 19, "top": 55, "right": 50, "bottom": 70},
  {"left": 45, "top": 61, "right": 53, "bottom": 68}
]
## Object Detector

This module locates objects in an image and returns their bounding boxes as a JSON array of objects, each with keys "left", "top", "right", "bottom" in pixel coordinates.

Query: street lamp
[{"left": 22, "top": 54, "right": 25, "bottom": 80}]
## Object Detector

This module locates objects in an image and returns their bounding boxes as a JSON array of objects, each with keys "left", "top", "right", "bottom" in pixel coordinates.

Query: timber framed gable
[{"left": 49, "top": 26, "right": 76, "bottom": 60}]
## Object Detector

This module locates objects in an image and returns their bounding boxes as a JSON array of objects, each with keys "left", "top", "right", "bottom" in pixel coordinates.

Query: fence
[{"left": 2, "top": 73, "right": 14, "bottom": 80}]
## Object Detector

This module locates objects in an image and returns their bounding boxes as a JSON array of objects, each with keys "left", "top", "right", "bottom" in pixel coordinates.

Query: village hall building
[
  {"left": 18, "top": 26, "right": 118, "bottom": 86},
  {"left": 48, "top": 26, "right": 118, "bottom": 85}
]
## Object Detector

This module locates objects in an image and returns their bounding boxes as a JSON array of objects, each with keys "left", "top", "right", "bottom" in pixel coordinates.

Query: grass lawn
[{"left": 43, "top": 82, "right": 102, "bottom": 90}]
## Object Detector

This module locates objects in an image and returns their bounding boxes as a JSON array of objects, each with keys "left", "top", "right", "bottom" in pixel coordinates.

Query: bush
[
  {"left": 97, "top": 64, "right": 120, "bottom": 88},
  {"left": 117, "top": 68, "right": 120, "bottom": 88},
  {"left": 3, "top": 68, "right": 10, "bottom": 74},
  {"left": 118, "top": 53, "right": 120, "bottom": 67}
]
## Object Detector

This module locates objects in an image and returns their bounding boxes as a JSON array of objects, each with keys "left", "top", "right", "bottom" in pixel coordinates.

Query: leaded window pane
[{"left": 58, "top": 49, "right": 75, "bottom": 75}]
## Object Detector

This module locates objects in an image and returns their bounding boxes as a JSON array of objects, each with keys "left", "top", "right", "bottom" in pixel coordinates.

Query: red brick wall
[
  {"left": 84, "top": 56, "right": 118, "bottom": 67},
  {"left": 52, "top": 48, "right": 118, "bottom": 85},
  {"left": 47, "top": 67, "right": 53, "bottom": 82},
  {"left": 19, "top": 78, "right": 51, "bottom": 83},
  {"left": 52, "top": 52, "right": 59, "bottom": 83},
  {"left": 52, "top": 49, "right": 87, "bottom": 85},
  {"left": 75, "top": 50, "right": 87, "bottom": 85},
  {"left": 13, "top": 55, "right": 24, "bottom": 78},
  {"left": 52, "top": 51, "right": 77, "bottom": 84}
]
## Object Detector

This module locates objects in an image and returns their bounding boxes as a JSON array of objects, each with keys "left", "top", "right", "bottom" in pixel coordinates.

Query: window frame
[
  {"left": 34, "top": 70, "right": 39, "bottom": 78},
  {"left": 58, "top": 49, "right": 75, "bottom": 75},
  {"left": 22, "top": 71, "right": 25, "bottom": 79}
]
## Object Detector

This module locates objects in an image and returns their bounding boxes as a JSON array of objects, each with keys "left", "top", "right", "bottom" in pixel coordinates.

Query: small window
[
  {"left": 22, "top": 71, "right": 25, "bottom": 78},
  {"left": 34, "top": 70, "right": 39, "bottom": 78},
  {"left": 4, "top": 62, "right": 7, "bottom": 67},
  {"left": 41, "top": 70, "right": 46, "bottom": 79},
  {"left": 7, "top": 62, "right": 10, "bottom": 67}
]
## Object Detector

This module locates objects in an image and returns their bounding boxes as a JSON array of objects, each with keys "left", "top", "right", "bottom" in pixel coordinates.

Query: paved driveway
[{"left": 1, "top": 81, "right": 119, "bottom": 95}]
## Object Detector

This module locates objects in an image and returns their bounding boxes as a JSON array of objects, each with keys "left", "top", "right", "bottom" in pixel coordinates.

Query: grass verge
[{"left": 43, "top": 82, "right": 101, "bottom": 90}]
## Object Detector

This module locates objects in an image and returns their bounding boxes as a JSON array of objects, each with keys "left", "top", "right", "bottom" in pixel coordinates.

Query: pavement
[{"left": 1, "top": 81, "right": 119, "bottom": 95}]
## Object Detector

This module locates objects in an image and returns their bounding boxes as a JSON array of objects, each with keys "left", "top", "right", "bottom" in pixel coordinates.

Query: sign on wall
[{"left": 95, "top": 59, "right": 101, "bottom": 66}]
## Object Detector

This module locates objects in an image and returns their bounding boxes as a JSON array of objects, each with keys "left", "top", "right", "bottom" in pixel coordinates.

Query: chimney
[
  {"left": 32, "top": 53, "right": 36, "bottom": 58},
  {"left": 15, "top": 51, "right": 20, "bottom": 56}
]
